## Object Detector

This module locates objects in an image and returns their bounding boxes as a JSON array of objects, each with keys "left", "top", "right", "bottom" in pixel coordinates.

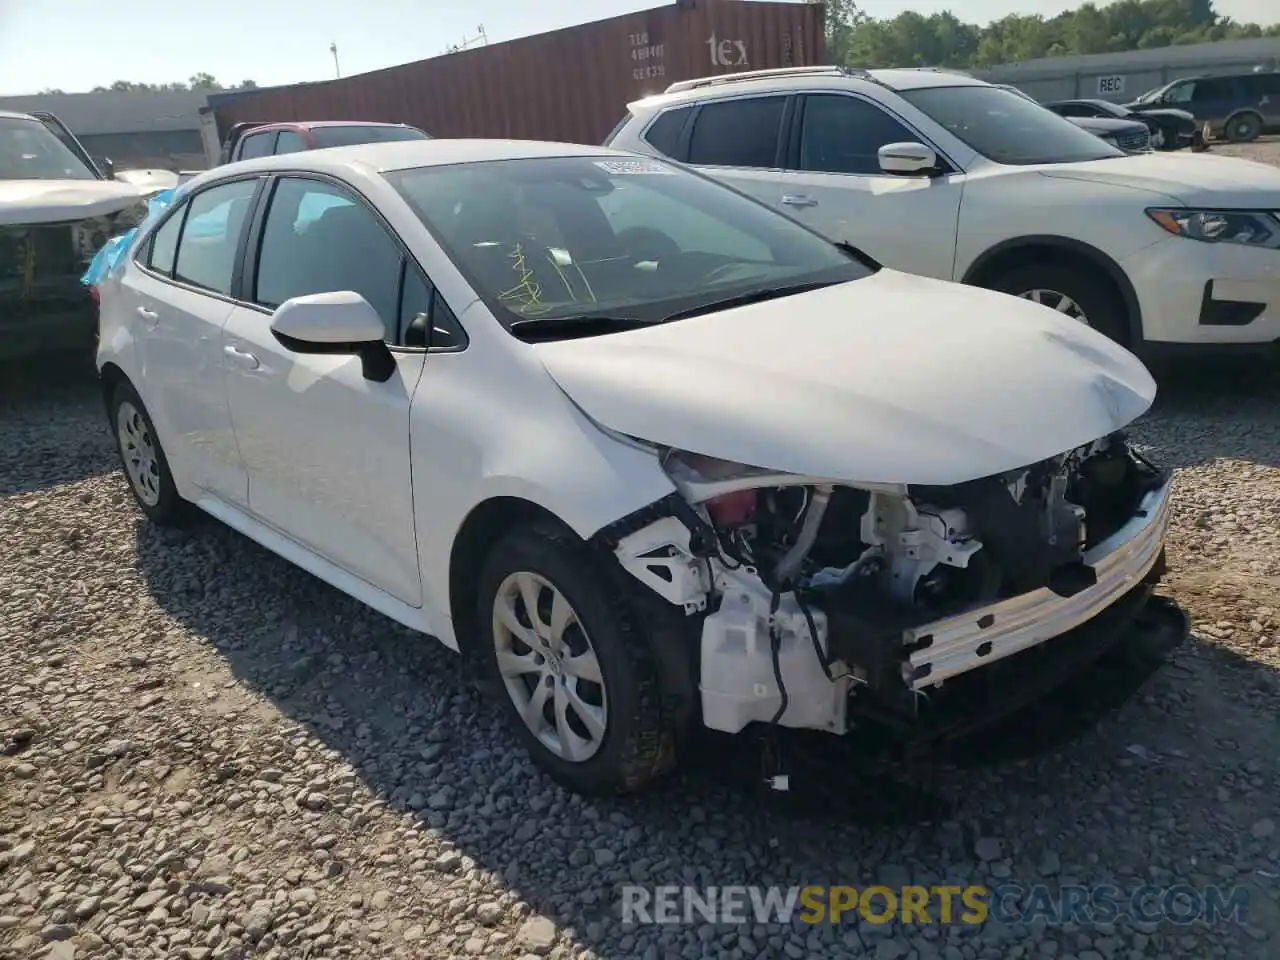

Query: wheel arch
[
  {"left": 961, "top": 235, "right": 1143, "bottom": 347},
  {"left": 447, "top": 496, "right": 573, "bottom": 656},
  {"left": 99, "top": 361, "right": 132, "bottom": 422}
]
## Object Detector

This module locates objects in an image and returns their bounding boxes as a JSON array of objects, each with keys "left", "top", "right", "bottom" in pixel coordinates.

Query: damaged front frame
[{"left": 599, "top": 453, "right": 1177, "bottom": 740}]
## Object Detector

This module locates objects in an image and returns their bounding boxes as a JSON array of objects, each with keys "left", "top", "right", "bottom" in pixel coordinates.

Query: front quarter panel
[
  {"left": 408, "top": 302, "right": 677, "bottom": 641},
  {"left": 953, "top": 168, "right": 1176, "bottom": 282}
]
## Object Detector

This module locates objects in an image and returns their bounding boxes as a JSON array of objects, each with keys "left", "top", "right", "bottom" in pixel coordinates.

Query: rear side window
[
  {"left": 173, "top": 178, "right": 259, "bottom": 295},
  {"left": 309, "top": 125, "right": 428, "bottom": 148},
  {"left": 274, "top": 130, "right": 308, "bottom": 155},
  {"left": 238, "top": 132, "right": 276, "bottom": 160},
  {"left": 641, "top": 107, "right": 693, "bottom": 157},
  {"left": 687, "top": 97, "right": 786, "bottom": 168},
  {"left": 146, "top": 205, "right": 185, "bottom": 276}
]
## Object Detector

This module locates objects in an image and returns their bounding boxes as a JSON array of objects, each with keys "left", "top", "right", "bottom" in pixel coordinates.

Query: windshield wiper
[
  {"left": 660, "top": 280, "right": 842, "bottom": 323},
  {"left": 508, "top": 313, "right": 654, "bottom": 342}
]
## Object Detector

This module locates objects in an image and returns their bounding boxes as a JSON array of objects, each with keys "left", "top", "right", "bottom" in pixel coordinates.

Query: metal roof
[
  {"left": 0, "top": 90, "right": 212, "bottom": 136},
  {"left": 979, "top": 37, "right": 1280, "bottom": 81}
]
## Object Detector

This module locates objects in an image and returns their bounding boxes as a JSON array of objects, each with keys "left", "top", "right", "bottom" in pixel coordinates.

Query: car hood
[
  {"left": 1066, "top": 116, "right": 1147, "bottom": 134},
  {"left": 0, "top": 178, "right": 150, "bottom": 226},
  {"left": 1125, "top": 105, "right": 1195, "bottom": 123},
  {"left": 1038, "top": 151, "right": 1280, "bottom": 206},
  {"left": 532, "top": 271, "right": 1156, "bottom": 487}
]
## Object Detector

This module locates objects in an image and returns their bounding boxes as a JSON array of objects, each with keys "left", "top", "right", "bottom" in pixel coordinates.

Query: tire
[
  {"left": 987, "top": 262, "right": 1129, "bottom": 347},
  {"left": 1225, "top": 112, "right": 1262, "bottom": 143},
  {"left": 109, "top": 381, "right": 194, "bottom": 526},
  {"left": 475, "top": 521, "right": 678, "bottom": 796}
]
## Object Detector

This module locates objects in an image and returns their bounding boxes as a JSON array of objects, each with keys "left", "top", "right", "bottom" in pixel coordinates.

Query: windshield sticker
[{"left": 593, "top": 159, "right": 674, "bottom": 175}]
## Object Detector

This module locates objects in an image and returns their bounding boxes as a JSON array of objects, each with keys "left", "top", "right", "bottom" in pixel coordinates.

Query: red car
[{"left": 219, "top": 120, "right": 430, "bottom": 165}]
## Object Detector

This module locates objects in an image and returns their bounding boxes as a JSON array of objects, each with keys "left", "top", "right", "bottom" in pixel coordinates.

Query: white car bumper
[
  {"left": 904, "top": 473, "right": 1174, "bottom": 691},
  {"left": 1123, "top": 235, "right": 1280, "bottom": 346}
]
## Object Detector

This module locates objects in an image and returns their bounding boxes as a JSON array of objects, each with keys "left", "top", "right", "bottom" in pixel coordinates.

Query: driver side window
[
  {"left": 1168, "top": 81, "right": 1195, "bottom": 104},
  {"left": 797, "top": 94, "right": 921, "bottom": 176}
]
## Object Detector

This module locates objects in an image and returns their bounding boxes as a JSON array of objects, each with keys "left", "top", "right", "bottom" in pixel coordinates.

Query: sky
[{"left": 0, "top": 0, "right": 1276, "bottom": 95}]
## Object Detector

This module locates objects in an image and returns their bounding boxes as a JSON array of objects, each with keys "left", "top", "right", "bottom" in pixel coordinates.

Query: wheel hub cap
[
  {"left": 1018, "top": 288, "right": 1091, "bottom": 327},
  {"left": 492, "top": 571, "right": 607, "bottom": 762},
  {"left": 116, "top": 400, "right": 161, "bottom": 507}
]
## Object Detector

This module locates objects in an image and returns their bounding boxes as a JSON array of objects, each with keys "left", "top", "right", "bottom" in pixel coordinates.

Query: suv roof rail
[{"left": 664, "top": 65, "right": 871, "bottom": 94}]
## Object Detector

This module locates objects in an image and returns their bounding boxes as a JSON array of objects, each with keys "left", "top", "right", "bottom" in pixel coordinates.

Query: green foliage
[
  {"left": 810, "top": 0, "right": 1280, "bottom": 69},
  {"left": 88, "top": 78, "right": 257, "bottom": 94}
]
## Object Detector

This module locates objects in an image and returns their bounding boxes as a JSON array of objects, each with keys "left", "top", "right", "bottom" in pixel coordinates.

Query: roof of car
[
  {"left": 627, "top": 65, "right": 988, "bottom": 111},
  {"left": 248, "top": 120, "right": 413, "bottom": 131},
  {"left": 188, "top": 138, "right": 631, "bottom": 189},
  {"left": 0, "top": 110, "right": 36, "bottom": 121}
]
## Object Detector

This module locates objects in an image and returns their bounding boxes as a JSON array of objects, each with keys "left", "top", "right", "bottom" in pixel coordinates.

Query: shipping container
[{"left": 211, "top": 0, "right": 825, "bottom": 147}]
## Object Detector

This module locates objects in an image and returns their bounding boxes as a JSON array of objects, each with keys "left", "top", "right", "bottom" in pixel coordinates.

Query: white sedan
[{"left": 96, "top": 138, "right": 1178, "bottom": 795}]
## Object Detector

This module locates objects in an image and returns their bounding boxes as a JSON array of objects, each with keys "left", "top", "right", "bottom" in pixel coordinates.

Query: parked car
[
  {"left": 606, "top": 66, "right": 1280, "bottom": 360},
  {"left": 218, "top": 120, "right": 431, "bottom": 165},
  {"left": 1, "top": 110, "right": 166, "bottom": 361},
  {"left": 1129, "top": 70, "right": 1280, "bottom": 143},
  {"left": 1044, "top": 98, "right": 1201, "bottom": 151},
  {"left": 1058, "top": 114, "right": 1153, "bottom": 154},
  {"left": 96, "top": 138, "right": 1182, "bottom": 795},
  {"left": 996, "top": 85, "right": 1152, "bottom": 153}
]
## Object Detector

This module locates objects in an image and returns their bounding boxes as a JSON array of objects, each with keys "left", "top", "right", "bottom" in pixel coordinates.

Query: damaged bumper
[{"left": 903, "top": 473, "right": 1174, "bottom": 691}]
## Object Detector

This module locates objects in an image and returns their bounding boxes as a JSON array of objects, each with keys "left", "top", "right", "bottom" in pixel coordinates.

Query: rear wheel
[
  {"left": 475, "top": 522, "right": 678, "bottom": 795},
  {"left": 1226, "top": 112, "right": 1262, "bottom": 143},
  {"left": 988, "top": 262, "right": 1129, "bottom": 347},
  {"left": 110, "top": 382, "right": 194, "bottom": 526}
]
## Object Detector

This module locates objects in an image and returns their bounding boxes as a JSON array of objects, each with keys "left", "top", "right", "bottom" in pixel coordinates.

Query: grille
[{"left": 1116, "top": 128, "right": 1151, "bottom": 154}]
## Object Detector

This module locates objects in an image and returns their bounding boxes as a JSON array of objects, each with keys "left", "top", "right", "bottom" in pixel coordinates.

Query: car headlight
[{"left": 1146, "top": 208, "right": 1280, "bottom": 248}]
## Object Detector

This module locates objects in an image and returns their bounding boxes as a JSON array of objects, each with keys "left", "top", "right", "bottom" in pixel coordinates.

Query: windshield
[
  {"left": 310, "top": 125, "right": 429, "bottom": 149},
  {"left": 0, "top": 116, "right": 98, "bottom": 181},
  {"left": 900, "top": 85, "right": 1125, "bottom": 165},
  {"left": 387, "top": 155, "right": 871, "bottom": 330}
]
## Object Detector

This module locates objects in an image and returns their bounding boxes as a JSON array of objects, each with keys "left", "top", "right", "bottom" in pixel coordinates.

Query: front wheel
[
  {"left": 475, "top": 523, "right": 678, "bottom": 795},
  {"left": 987, "top": 262, "right": 1129, "bottom": 347}
]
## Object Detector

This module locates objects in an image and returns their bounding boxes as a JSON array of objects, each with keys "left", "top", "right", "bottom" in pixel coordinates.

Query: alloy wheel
[
  {"left": 116, "top": 400, "right": 161, "bottom": 506},
  {"left": 1019, "top": 288, "right": 1091, "bottom": 326},
  {"left": 492, "top": 571, "right": 608, "bottom": 762}
]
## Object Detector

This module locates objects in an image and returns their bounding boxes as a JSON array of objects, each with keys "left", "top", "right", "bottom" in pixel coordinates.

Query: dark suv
[
  {"left": 220, "top": 121, "right": 430, "bottom": 165},
  {"left": 1129, "top": 70, "right": 1280, "bottom": 143}
]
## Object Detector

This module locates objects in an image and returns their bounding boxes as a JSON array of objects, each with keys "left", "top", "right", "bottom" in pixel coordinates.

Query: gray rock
[
  {"left": 517, "top": 916, "right": 557, "bottom": 954},
  {"left": 974, "top": 838, "right": 1003, "bottom": 861}
]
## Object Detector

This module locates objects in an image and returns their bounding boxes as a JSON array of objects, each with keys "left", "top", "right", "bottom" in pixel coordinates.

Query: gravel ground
[{"left": 3, "top": 148, "right": 1280, "bottom": 960}]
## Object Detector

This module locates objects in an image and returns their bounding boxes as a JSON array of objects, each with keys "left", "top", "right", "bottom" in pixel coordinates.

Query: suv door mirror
[
  {"left": 878, "top": 142, "right": 939, "bottom": 175},
  {"left": 269, "top": 291, "right": 395, "bottom": 382}
]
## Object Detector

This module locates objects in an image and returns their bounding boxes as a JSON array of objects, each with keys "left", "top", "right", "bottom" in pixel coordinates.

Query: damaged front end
[{"left": 597, "top": 433, "right": 1179, "bottom": 743}]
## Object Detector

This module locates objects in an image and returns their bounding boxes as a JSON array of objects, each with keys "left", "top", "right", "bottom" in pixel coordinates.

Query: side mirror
[
  {"left": 878, "top": 142, "right": 939, "bottom": 176},
  {"left": 269, "top": 291, "right": 395, "bottom": 382}
]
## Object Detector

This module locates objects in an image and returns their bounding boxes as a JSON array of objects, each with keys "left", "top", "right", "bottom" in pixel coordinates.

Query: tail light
[{"left": 705, "top": 489, "right": 757, "bottom": 526}]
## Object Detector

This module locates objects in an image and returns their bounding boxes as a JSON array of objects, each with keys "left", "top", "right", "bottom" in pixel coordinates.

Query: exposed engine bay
[{"left": 606, "top": 432, "right": 1173, "bottom": 737}]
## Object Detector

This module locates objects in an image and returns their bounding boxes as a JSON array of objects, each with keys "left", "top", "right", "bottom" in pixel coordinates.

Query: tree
[
  {"left": 84, "top": 76, "right": 257, "bottom": 94},
  {"left": 821, "top": 0, "right": 1275, "bottom": 70}
]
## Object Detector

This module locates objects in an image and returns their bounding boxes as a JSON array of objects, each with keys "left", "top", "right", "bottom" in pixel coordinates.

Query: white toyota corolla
[{"left": 96, "top": 139, "right": 1180, "bottom": 795}]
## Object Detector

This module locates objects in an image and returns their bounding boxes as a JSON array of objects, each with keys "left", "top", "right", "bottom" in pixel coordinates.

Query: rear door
[
  {"left": 774, "top": 92, "right": 963, "bottom": 280},
  {"left": 680, "top": 95, "right": 792, "bottom": 208},
  {"left": 121, "top": 176, "right": 263, "bottom": 506}
]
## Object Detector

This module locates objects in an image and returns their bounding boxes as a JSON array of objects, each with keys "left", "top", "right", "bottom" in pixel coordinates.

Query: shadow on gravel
[
  {"left": 0, "top": 352, "right": 116, "bottom": 497},
  {"left": 128, "top": 502, "right": 1280, "bottom": 956},
  {"left": 1140, "top": 356, "right": 1280, "bottom": 469}
]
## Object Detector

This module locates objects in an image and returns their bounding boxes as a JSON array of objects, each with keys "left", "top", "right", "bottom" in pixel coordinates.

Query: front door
[
  {"left": 221, "top": 175, "right": 426, "bottom": 605},
  {"left": 774, "top": 93, "right": 964, "bottom": 281},
  {"left": 125, "top": 176, "right": 261, "bottom": 506}
]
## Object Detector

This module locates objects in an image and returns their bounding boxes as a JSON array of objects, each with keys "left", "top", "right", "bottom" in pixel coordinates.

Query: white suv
[{"left": 607, "top": 66, "right": 1280, "bottom": 359}]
